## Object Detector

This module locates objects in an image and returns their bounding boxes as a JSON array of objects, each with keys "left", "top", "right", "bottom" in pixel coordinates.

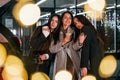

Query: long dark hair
[
  {"left": 49, "top": 14, "right": 61, "bottom": 44},
  {"left": 52, "top": 11, "right": 74, "bottom": 44},
  {"left": 30, "top": 14, "right": 61, "bottom": 44},
  {"left": 74, "top": 15, "right": 97, "bottom": 35},
  {"left": 74, "top": 15, "right": 104, "bottom": 53},
  {"left": 47, "top": 13, "right": 61, "bottom": 31}
]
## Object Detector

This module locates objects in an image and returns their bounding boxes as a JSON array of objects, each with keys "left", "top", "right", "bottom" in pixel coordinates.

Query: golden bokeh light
[
  {"left": 84, "top": 3, "right": 104, "bottom": 21},
  {"left": 99, "top": 55, "right": 117, "bottom": 78},
  {"left": 87, "top": 0, "right": 106, "bottom": 11},
  {"left": 55, "top": 70, "right": 72, "bottom": 80},
  {"left": 2, "top": 67, "right": 28, "bottom": 80},
  {"left": 2, "top": 55, "right": 28, "bottom": 80},
  {"left": 12, "top": 2, "right": 34, "bottom": 26},
  {"left": 12, "top": 2, "right": 40, "bottom": 27},
  {"left": 19, "top": 3, "right": 41, "bottom": 27},
  {"left": 0, "top": 43, "right": 7, "bottom": 67},
  {"left": 81, "top": 75, "right": 96, "bottom": 80},
  {"left": 4, "top": 55, "right": 24, "bottom": 75},
  {"left": 16, "top": 0, "right": 33, "bottom": 3},
  {"left": 31, "top": 72, "right": 50, "bottom": 80}
]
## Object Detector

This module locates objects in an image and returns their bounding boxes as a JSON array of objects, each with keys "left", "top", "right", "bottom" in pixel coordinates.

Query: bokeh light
[
  {"left": 31, "top": 72, "right": 50, "bottom": 80},
  {"left": 0, "top": 43, "right": 7, "bottom": 67},
  {"left": 55, "top": 70, "right": 72, "bottom": 80},
  {"left": 84, "top": 3, "right": 104, "bottom": 21},
  {"left": 2, "top": 67, "right": 28, "bottom": 80},
  {"left": 99, "top": 55, "right": 117, "bottom": 78},
  {"left": 81, "top": 75, "right": 96, "bottom": 80},
  {"left": 19, "top": 3, "right": 41, "bottom": 26},
  {"left": 16, "top": 0, "right": 33, "bottom": 3},
  {"left": 12, "top": 2, "right": 41, "bottom": 27},
  {"left": 87, "top": 0, "right": 106, "bottom": 11},
  {"left": 2, "top": 55, "right": 28, "bottom": 80}
]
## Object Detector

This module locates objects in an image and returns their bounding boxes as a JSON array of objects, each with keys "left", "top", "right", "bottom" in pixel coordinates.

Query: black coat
[
  {"left": 28, "top": 25, "right": 53, "bottom": 76},
  {"left": 30, "top": 25, "right": 51, "bottom": 54},
  {"left": 80, "top": 26, "right": 103, "bottom": 80}
]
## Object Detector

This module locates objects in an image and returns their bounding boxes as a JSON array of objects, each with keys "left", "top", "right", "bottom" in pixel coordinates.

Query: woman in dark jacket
[
  {"left": 73, "top": 15, "right": 104, "bottom": 80},
  {"left": 29, "top": 14, "right": 61, "bottom": 76}
]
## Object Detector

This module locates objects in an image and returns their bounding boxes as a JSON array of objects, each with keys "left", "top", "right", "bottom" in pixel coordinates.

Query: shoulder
[{"left": 82, "top": 26, "right": 93, "bottom": 34}]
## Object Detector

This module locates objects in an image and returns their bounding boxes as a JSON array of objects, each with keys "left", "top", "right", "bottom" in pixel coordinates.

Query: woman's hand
[
  {"left": 81, "top": 67, "right": 87, "bottom": 77},
  {"left": 79, "top": 32, "right": 87, "bottom": 46},
  {"left": 62, "top": 33, "right": 71, "bottom": 46},
  {"left": 38, "top": 54, "right": 47, "bottom": 60}
]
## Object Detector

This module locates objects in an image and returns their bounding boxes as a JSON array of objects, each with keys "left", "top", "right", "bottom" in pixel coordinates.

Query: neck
[{"left": 63, "top": 25, "right": 69, "bottom": 30}]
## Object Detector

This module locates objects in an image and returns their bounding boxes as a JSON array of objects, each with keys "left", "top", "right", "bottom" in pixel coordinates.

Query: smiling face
[
  {"left": 50, "top": 16, "right": 59, "bottom": 30},
  {"left": 73, "top": 17, "right": 84, "bottom": 29},
  {"left": 62, "top": 13, "right": 72, "bottom": 29}
]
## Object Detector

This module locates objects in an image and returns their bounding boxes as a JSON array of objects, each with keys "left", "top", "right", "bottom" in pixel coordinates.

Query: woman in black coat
[
  {"left": 29, "top": 14, "right": 61, "bottom": 76},
  {"left": 73, "top": 15, "right": 104, "bottom": 80}
]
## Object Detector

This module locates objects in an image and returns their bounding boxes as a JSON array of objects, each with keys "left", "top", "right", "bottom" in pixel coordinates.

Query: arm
[
  {"left": 72, "top": 40, "right": 82, "bottom": 51},
  {"left": 80, "top": 28, "right": 91, "bottom": 77},
  {"left": 80, "top": 37, "right": 90, "bottom": 77},
  {"left": 73, "top": 32, "right": 87, "bottom": 50}
]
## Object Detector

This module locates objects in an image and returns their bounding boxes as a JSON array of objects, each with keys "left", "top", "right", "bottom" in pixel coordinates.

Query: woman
[
  {"left": 49, "top": 11, "right": 86, "bottom": 80},
  {"left": 73, "top": 15, "right": 104, "bottom": 80},
  {"left": 29, "top": 14, "right": 61, "bottom": 76}
]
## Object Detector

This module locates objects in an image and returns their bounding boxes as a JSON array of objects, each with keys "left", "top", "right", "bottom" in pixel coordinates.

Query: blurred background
[{"left": 0, "top": 0, "right": 120, "bottom": 80}]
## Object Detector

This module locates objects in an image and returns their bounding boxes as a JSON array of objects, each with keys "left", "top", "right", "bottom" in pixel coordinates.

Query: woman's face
[
  {"left": 62, "top": 13, "right": 72, "bottom": 27},
  {"left": 50, "top": 16, "right": 59, "bottom": 30},
  {"left": 73, "top": 18, "right": 84, "bottom": 29}
]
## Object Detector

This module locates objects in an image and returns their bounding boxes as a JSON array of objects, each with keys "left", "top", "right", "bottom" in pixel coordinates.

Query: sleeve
[
  {"left": 72, "top": 40, "right": 83, "bottom": 51},
  {"left": 80, "top": 40, "right": 90, "bottom": 68},
  {"left": 44, "top": 54, "right": 49, "bottom": 59},
  {"left": 80, "top": 29, "right": 91, "bottom": 68}
]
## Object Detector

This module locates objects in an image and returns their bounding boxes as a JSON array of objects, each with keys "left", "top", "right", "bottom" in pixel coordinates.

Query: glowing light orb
[
  {"left": 12, "top": 3, "right": 22, "bottom": 25},
  {"left": 2, "top": 55, "right": 28, "bottom": 80},
  {"left": 4, "top": 55, "right": 24, "bottom": 75},
  {"left": 2, "top": 67, "right": 28, "bottom": 80},
  {"left": 55, "top": 70, "right": 72, "bottom": 80},
  {"left": 84, "top": 4, "right": 104, "bottom": 21},
  {"left": 11, "top": 77, "right": 24, "bottom": 80},
  {"left": 81, "top": 75, "right": 96, "bottom": 80},
  {"left": 87, "top": 0, "right": 106, "bottom": 11},
  {"left": 16, "top": 0, "right": 33, "bottom": 3},
  {"left": 31, "top": 72, "right": 50, "bottom": 80},
  {"left": 0, "top": 43, "right": 7, "bottom": 67},
  {"left": 19, "top": 3, "right": 41, "bottom": 26},
  {"left": 99, "top": 55, "right": 117, "bottom": 78}
]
